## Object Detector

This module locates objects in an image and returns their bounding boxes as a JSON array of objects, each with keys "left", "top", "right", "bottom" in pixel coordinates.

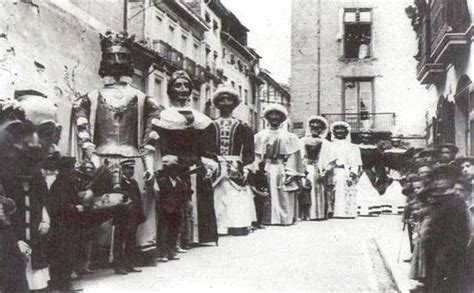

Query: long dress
[
  {"left": 300, "top": 136, "right": 331, "bottom": 220},
  {"left": 356, "top": 145, "right": 384, "bottom": 216},
  {"left": 152, "top": 106, "right": 218, "bottom": 244},
  {"left": 321, "top": 139, "right": 362, "bottom": 219},
  {"left": 211, "top": 117, "right": 255, "bottom": 235},
  {"left": 254, "top": 129, "right": 304, "bottom": 225}
]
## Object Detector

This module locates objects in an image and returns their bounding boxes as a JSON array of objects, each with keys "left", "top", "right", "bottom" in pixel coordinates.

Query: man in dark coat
[
  {"left": 155, "top": 155, "right": 192, "bottom": 262},
  {"left": 113, "top": 159, "right": 145, "bottom": 274},
  {"left": 47, "top": 156, "right": 83, "bottom": 291},
  {"left": 424, "top": 164, "right": 470, "bottom": 293}
]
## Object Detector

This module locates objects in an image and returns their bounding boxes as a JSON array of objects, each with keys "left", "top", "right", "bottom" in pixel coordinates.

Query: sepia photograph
[{"left": 0, "top": 0, "right": 473, "bottom": 292}]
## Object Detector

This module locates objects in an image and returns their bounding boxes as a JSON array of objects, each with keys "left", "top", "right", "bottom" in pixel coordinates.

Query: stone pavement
[{"left": 77, "top": 216, "right": 408, "bottom": 292}]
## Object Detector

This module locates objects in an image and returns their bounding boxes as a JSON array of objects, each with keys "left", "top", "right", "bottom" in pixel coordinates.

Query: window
[
  {"left": 213, "top": 20, "right": 219, "bottom": 33},
  {"left": 192, "top": 94, "right": 200, "bottom": 111},
  {"left": 193, "top": 42, "right": 200, "bottom": 62},
  {"left": 168, "top": 25, "right": 176, "bottom": 45},
  {"left": 222, "top": 48, "right": 227, "bottom": 59},
  {"left": 205, "top": 12, "right": 211, "bottom": 23},
  {"left": 231, "top": 81, "right": 235, "bottom": 88},
  {"left": 230, "top": 54, "right": 235, "bottom": 65},
  {"left": 342, "top": 78, "right": 374, "bottom": 127},
  {"left": 181, "top": 34, "right": 188, "bottom": 55},
  {"left": 245, "top": 89, "right": 249, "bottom": 105},
  {"left": 239, "top": 85, "right": 243, "bottom": 104},
  {"left": 343, "top": 8, "right": 372, "bottom": 59},
  {"left": 154, "top": 77, "right": 163, "bottom": 104}
]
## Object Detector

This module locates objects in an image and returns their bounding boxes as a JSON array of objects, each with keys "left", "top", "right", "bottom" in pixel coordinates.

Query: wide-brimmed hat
[
  {"left": 212, "top": 86, "right": 240, "bottom": 108},
  {"left": 451, "top": 156, "right": 474, "bottom": 166},
  {"left": 417, "top": 148, "right": 439, "bottom": 158},
  {"left": 162, "top": 155, "right": 179, "bottom": 166},
  {"left": 428, "top": 163, "right": 460, "bottom": 180}
]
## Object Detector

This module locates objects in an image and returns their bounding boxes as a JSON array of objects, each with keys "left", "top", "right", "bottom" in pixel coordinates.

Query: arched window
[{"left": 455, "top": 74, "right": 473, "bottom": 155}]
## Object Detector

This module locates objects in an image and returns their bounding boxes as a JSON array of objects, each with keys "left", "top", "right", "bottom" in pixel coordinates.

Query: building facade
[
  {"left": 408, "top": 0, "right": 473, "bottom": 156},
  {"left": 291, "top": 0, "right": 429, "bottom": 143},
  {"left": 0, "top": 0, "right": 267, "bottom": 158},
  {"left": 258, "top": 69, "right": 291, "bottom": 130}
]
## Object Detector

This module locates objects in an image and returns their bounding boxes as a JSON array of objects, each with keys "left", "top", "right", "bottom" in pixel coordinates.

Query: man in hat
[
  {"left": 254, "top": 104, "right": 303, "bottom": 225},
  {"left": 155, "top": 155, "right": 192, "bottom": 262},
  {"left": 210, "top": 86, "right": 255, "bottom": 235},
  {"left": 72, "top": 31, "right": 162, "bottom": 260},
  {"left": 417, "top": 148, "right": 439, "bottom": 164},
  {"left": 151, "top": 70, "right": 218, "bottom": 246},
  {"left": 47, "top": 156, "right": 83, "bottom": 291},
  {"left": 437, "top": 143, "right": 458, "bottom": 164},
  {"left": 113, "top": 159, "right": 145, "bottom": 274},
  {"left": 423, "top": 164, "right": 470, "bottom": 293}
]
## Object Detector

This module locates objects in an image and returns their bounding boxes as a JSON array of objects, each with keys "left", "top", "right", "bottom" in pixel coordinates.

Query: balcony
[
  {"left": 321, "top": 112, "right": 396, "bottom": 133},
  {"left": 414, "top": 0, "right": 471, "bottom": 84}
]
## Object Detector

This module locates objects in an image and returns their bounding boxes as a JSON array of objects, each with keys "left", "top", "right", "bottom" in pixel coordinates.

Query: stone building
[
  {"left": 408, "top": 0, "right": 473, "bottom": 156},
  {"left": 291, "top": 0, "right": 429, "bottom": 143},
  {"left": 0, "top": 0, "right": 265, "bottom": 159},
  {"left": 258, "top": 69, "right": 291, "bottom": 130}
]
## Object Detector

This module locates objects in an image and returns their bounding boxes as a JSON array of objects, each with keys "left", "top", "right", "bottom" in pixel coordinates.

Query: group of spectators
[{"left": 401, "top": 144, "right": 473, "bottom": 293}]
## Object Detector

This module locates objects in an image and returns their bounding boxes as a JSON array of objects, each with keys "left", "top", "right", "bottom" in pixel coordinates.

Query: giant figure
[
  {"left": 299, "top": 115, "right": 331, "bottom": 220},
  {"left": 322, "top": 121, "right": 361, "bottom": 219},
  {"left": 151, "top": 70, "right": 218, "bottom": 246},
  {"left": 254, "top": 104, "right": 303, "bottom": 225},
  {"left": 72, "top": 31, "right": 162, "bottom": 259},
  {"left": 210, "top": 86, "right": 255, "bottom": 235}
]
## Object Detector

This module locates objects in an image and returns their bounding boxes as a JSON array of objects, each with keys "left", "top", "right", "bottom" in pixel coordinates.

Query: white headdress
[{"left": 304, "top": 115, "right": 329, "bottom": 137}]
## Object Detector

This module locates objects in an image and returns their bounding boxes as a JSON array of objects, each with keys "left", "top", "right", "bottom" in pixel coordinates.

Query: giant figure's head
[
  {"left": 99, "top": 31, "right": 135, "bottom": 78},
  {"left": 263, "top": 104, "right": 288, "bottom": 129},
  {"left": 15, "top": 90, "right": 60, "bottom": 164},
  {"left": 306, "top": 115, "right": 328, "bottom": 138},
  {"left": 0, "top": 99, "right": 26, "bottom": 165},
  {"left": 330, "top": 121, "right": 351, "bottom": 140},
  {"left": 212, "top": 86, "right": 240, "bottom": 116},
  {"left": 167, "top": 70, "right": 193, "bottom": 104}
]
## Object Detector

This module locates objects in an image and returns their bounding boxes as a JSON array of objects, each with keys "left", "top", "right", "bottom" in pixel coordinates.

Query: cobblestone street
[{"left": 77, "top": 216, "right": 404, "bottom": 292}]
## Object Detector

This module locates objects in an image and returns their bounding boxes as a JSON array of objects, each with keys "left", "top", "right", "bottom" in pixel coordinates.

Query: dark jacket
[
  {"left": 121, "top": 177, "right": 146, "bottom": 225},
  {"left": 156, "top": 174, "right": 191, "bottom": 215},
  {"left": 425, "top": 194, "right": 470, "bottom": 293}
]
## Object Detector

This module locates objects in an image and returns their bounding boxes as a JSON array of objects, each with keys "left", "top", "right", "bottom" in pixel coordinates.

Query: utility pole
[
  {"left": 316, "top": 0, "right": 321, "bottom": 114},
  {"left": 123, "top": 0, "right": 129, "bottom": 32}
]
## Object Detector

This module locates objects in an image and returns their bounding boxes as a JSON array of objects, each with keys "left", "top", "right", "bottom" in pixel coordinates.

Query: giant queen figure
[
  {"left": 254, "top": 104, "right": 303, "bottom": 225},
  {"left": 72, "top": 31, "right": 162, "bottom": 259},
  {"left": 150, "top": 70, "right": 218, "bottom": 246}
]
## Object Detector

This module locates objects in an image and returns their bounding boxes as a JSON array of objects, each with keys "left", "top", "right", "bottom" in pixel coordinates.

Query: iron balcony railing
[{"left": 321, "top": 112, "right": 396, "bottom": 132}]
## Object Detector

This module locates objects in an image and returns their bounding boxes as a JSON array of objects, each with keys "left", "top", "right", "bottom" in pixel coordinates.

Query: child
[
  {"left": 155, "top": 155, "right": 192, "bottom": 262},
  {"left": 408, "top": 176, "right": 430, "bottom": 291},
  {"left": 298, "top": 171, "right": 312, "bottom": 220}
]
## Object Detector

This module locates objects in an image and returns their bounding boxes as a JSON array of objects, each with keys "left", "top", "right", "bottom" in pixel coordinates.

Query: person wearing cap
[
  {"left": 299, "top": 115, "right": 332, "bottom": 220},
  {"left": 47, "top": 156, "right": 83, "bottom": 291},
  {"left": 417, "top": 148, "right": 439, "bottom": 164},
  {"left": 254, "top": 104, "right": 304, "bottom": 225},
  {"left": 320, "top": 121, "right": 362, "bottom": 219},
  {"left": 437, "top": 143, "right": 458, "bottom": 164},
  {"left": 151, "top": 70, "right": 218, "bottom": 246},
  {"left": 155, "top": 155, "right": 192, "bottom": 262},
  {"left": 210, "top": 86, "right": 255, "bottom": 235},
  {"left": 422, "top": 164, "right": 470, "bottom": 293},
  {"left": 112, "top": 159, "right": 145, "bottom": 274}
]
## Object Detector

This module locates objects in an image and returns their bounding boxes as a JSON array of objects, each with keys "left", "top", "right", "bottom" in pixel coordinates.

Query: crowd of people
[
  {"left": 0, "top": 30, "right": 472, "bottom": 293},
  {"left": 401, "top": 145, "right": 474, "bottom": 293}
]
